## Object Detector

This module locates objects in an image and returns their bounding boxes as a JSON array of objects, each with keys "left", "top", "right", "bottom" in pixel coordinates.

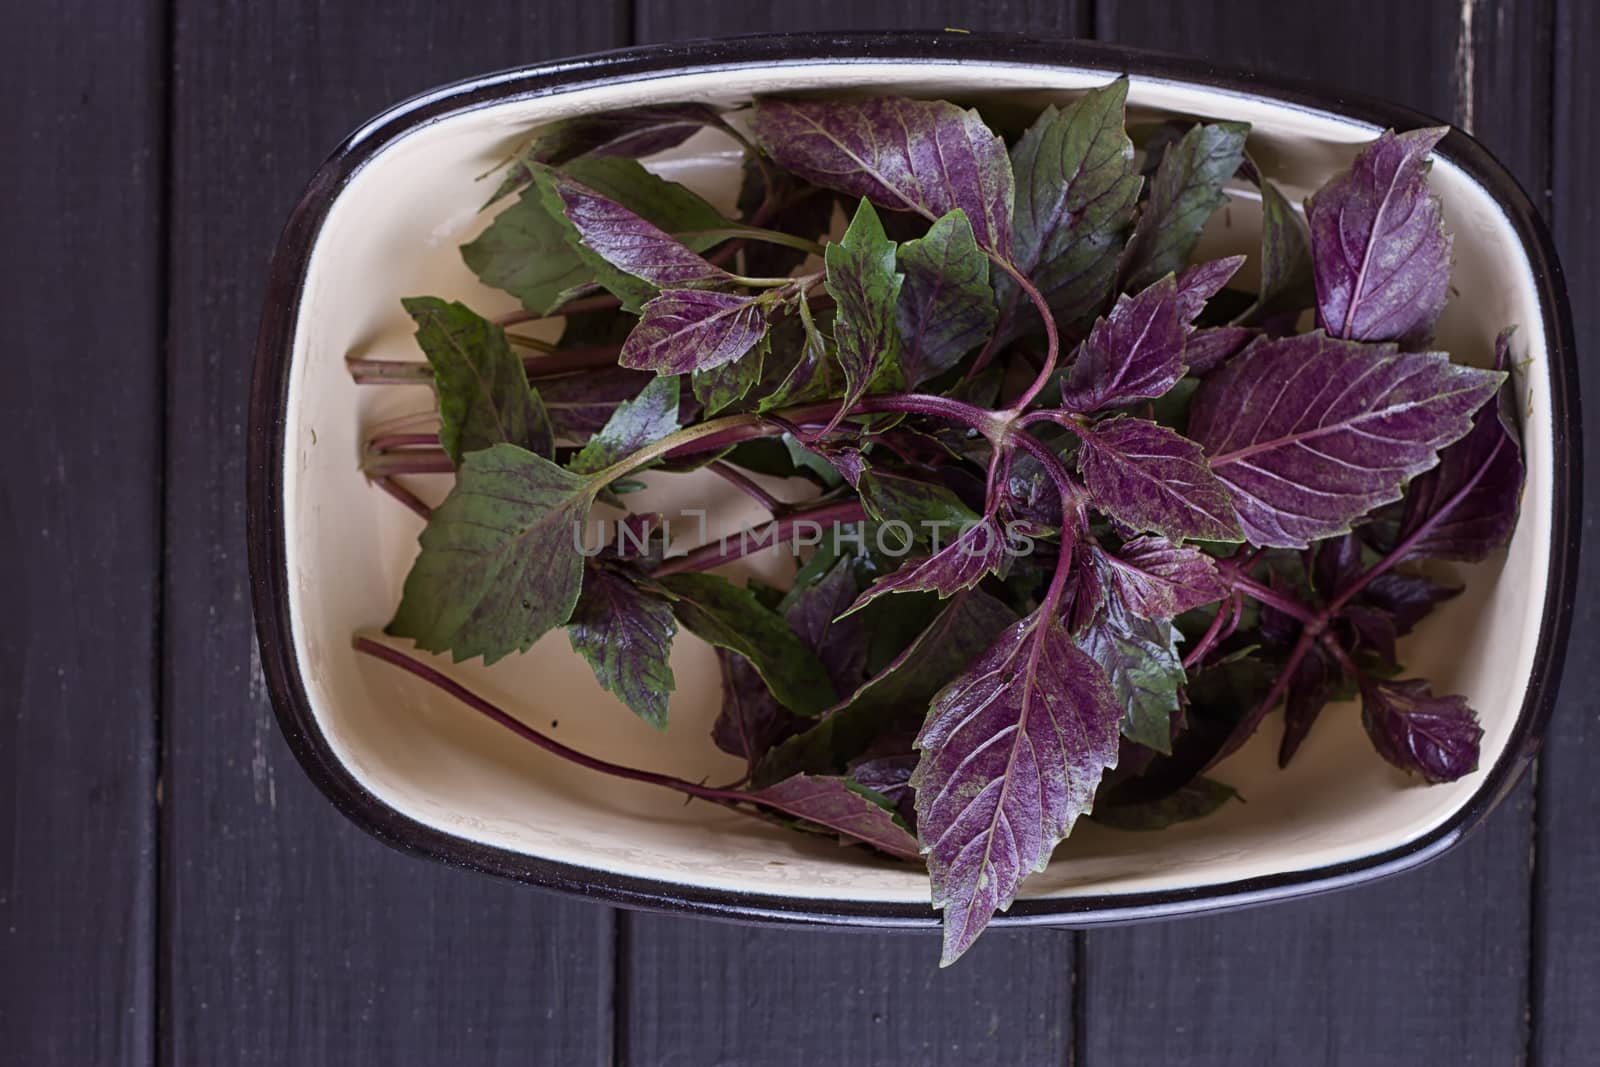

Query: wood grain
[
  {"left": 622, "top": 919, "right": 1074, "bottom": 1066},
  {"left": 161, "top": 6, "right": 626, "bottom": 1064},
  {"left": 1532, "top": 0, "right": 1597, "bottom": 1061},
  {"left": 1085, "top": 2, "right": 1550, "bottom": 1064},
  {"left": 637, "top": 2, "right": 1090, "bottom": 39},
  {"left": 0, "top": 2, "right": 165, "bottom": 1063}
]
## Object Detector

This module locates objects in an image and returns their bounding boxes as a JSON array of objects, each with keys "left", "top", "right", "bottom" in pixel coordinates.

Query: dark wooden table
[{"left": 4, "top": 2, "right": 1594, "bottom": 1064}]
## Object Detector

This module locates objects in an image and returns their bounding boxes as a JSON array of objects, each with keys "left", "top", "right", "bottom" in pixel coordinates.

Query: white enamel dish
[{"left": 247, "top": 33, "right": 1579, "bottom": 929}]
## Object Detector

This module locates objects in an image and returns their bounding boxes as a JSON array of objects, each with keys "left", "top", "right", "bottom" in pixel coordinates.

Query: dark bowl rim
[{"left": 246, "top": 30, "right": 1581, "bottom": 931}]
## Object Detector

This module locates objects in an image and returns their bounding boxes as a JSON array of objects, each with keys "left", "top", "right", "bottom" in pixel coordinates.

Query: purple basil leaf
[
  {"left": 691, "top": 338, "right": 765, "bottom": 415},
  {"left": 737, "top": 162, "right": 837, "bottom": 277},
  {"left": 1005, "top": 80, "right": 1142, "bottom": 332},
  {"left": 825, "top": 199, "right": 906, "bottom": 418},
  {"left": 1174, "top": 255, "right": 1246, "bottom": 322},
  {"left": 538, "top": 367, "right": 653, "bottom": 439},
  {"left": 567, "top": 564, "right": 677, "bottom": 728},
  {"left": 461, "top": 187, "right": 595, "bottom": 314},
  {"left": 845, "top": 516, "right": 1011, "bottom": 613},
  {"left": 848, "top": 753, "right": 918, "bottom": 805},
  {"left": 1089, "top": 776, "right": 1238, "bottom": 831},
  {"left": 1118, "top": 655, "right": 1270, "bottom": 799},
  {"left": 486, "top": 103, "right": 724, "bottom": 204},
  {"left": 1184, "top": 326, "right": 1257, "bottom": 376},
  {"left": 401, "top": 297, "right": 554, "bottom": 462},
  {"left": 1341, "top": 605, "right": 1400, "bottom": 666},
  {"left": 813, "top": 441, "right": 867, "bottom": 488},
  {"left": 550, "top": 170, "right": 728, "bottom": 288},
  {"left": 570, "top": 374, "right": 680, "bottom": 474},
  {"left": 1306, "top": 128, "right": 1452, "bottom": 347},
  {"left": 619, "top": 289, "right": 769, "bottom": 375},
  {"left": 501, "top": 157, "right": 733, "bottom": 313},
  {"left": 756, "top": 590, "right": 1017, "bottom": 786},
  {"left": 561, "top": 103, "right": 722, "bottom": 159},
  {"left": 1360, "top": 571, "right": 1461, "bottom": 635},
  {"left": 712, "top": 649, "right": 804, "bottom": 767},
  {"left": 1074, "top": 417, "right": 1243, "bottom": 542},
  {"left": 1257, "top": 571, "right": 1305, "bottom": 650},
  {"left": 559, "top": 156, "right": 729, "bottom": 236},
  {"left": 387, "top": 444, "right": 597, "bottom": 664},
  {"left": 756, "top": 301, "right": 839, "bottom": 412},
  {"left": 779, "top": 554, "right": 868, "bottom": 696},
  {"left": 1189, "top": 332, "right": 1504, "bottom": 548},
  {"left": 659, "top": 573, "right": 837, "bottom": 716},
  {"left": 586, "top": 104, "right": 716, "bottom": 150},
  {"left": 998, "top": 425, "right": 1075, "bottom": 532},
  {"left": 849, "top": 753, "right": 919, "bottom": 830},
  {"left": 1064, "top": 543, "right": 1107, "bottom": 634},
  {"left": 780, "top": 432, "right": 868, "bottom": 490},
  {"left": 1061, "top": 276, "right": 1187, "bottom": 412},
  {"left": 1278, "top": 642, "right": 1338, "bottom": 767},
  {"left": 779, "top": 434, "right": 849, "bottom": 489},
  {"left": 1310, "top": 532, "right": 1365, "bottom": 597},
  {"left": 1103, "top": 535, "right": 1229, "bottom": 619},
  {"left": 913, "top": 609, "right": 1122, "bottom": 964},
  {"left": 745, "top": 774, "right": 922, "bottom": 862},
  {"left": 857, "top": 470, "right": 981, "bottom": 542},
  {"left": 750, "top": 95, "right": 1014, "bottom": 256},
  {"left": 1003, "top": 457, "right": 1064, "bottom": 530},
  {"left": 604, "top": 513, "right": 670, "bottom": 564},
  {"left": 1238, "top": 158, "right": 1314, "bottom": 323},
  {"left": 896, "top": 209, "right": 996, "bottom": 386},
  {"left": 1120, "top": 121, "right": 1250, "bottom": 292},
  {"left": 1395, "top": 341, "right": 1524, "bottom": 561},
  {"left": 1074, "top": 599, "right": 1186, "bottom": 754},
  {"left": 1360, "top": 678, "right": 1483, "bottom": 783}
]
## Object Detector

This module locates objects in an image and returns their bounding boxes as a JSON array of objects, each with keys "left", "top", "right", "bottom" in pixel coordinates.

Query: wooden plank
[
  {"left": 623, "top": 919, "right": 1074, "bottom": 1065},
  {"left": 637, "top": 2, "right": 1090, "bottom": 38},
  {"left": 1532, "top": 0, "right": 1598, "bottom": 1061},
  {"left": 1085, "top": 2, "right": 1549, "bottom": 1063},
  {"left": 161, "top": 6, "right": 627, "bottom": 1064},
  {"left": 0, "top": 1, "right": 164, "bottom": 1063},
  {"left": 1101, "top": 0, "right": 1462, "bottom": 110},
  {"left": 618, "top": 11, "right": 1090, "bottom": 1066}
]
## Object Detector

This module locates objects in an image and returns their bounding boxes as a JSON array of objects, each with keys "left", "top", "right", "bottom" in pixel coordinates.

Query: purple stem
[
  {"left": 1183, "top": 597, "right": 1234, "bottom": 669},
  {"left": 349, "top": 346, "right": 622, "bottom": 387},
  {"left": 346, "top": 358, "right": 434, "bottom": 385},
  {"left": 1006, "top": 428, "right": 1087, "bottom": 518},
  {"left": 661, "top": 393, "right": 1002, "bottom": 464},
  {"left": 354, "top": 637, "right": 909, "bottom": 850},
  {"left": 1203, "top": 431, "right": 1505, "bottom": 767},
  {"left": 372, "top": 477, "right": 432, "bottom": 520},
  {"left": 1222, "top": 569, "right": 1317, "bottom": 624},
  {"left": 709, "top": 461, "right": 785, "bottom": 514},
  {"left": 1219, "top": 591, "right": 1244, "bottom": 643},
  {"left": 353, "top": 637, "right": 752, "bottom": 806},
  {"left": 1319, "top": 632, "right": 1362, "bottom": 679},
  {"left": 996, "top": 263, "right": 1062, "bottom": 413},
  {"left": 1000, "top": 429, "right": 1087, "bottom": 613},
  {"left": 367, "top": 432, "right": 440, "bottom": 452},
  {"left": 362, "top": 450, "right": 455, "bottom": 476}
]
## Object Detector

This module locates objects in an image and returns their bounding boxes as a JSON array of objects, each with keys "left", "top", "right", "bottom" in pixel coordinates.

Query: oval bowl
[{"left": 247, "top": 32, "right": 1579, "bottom": 930}]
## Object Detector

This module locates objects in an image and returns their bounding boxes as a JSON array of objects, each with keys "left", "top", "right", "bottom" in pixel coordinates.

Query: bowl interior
[{"left": 277, "top": 59, "right": 1554, "bottom": 908}]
